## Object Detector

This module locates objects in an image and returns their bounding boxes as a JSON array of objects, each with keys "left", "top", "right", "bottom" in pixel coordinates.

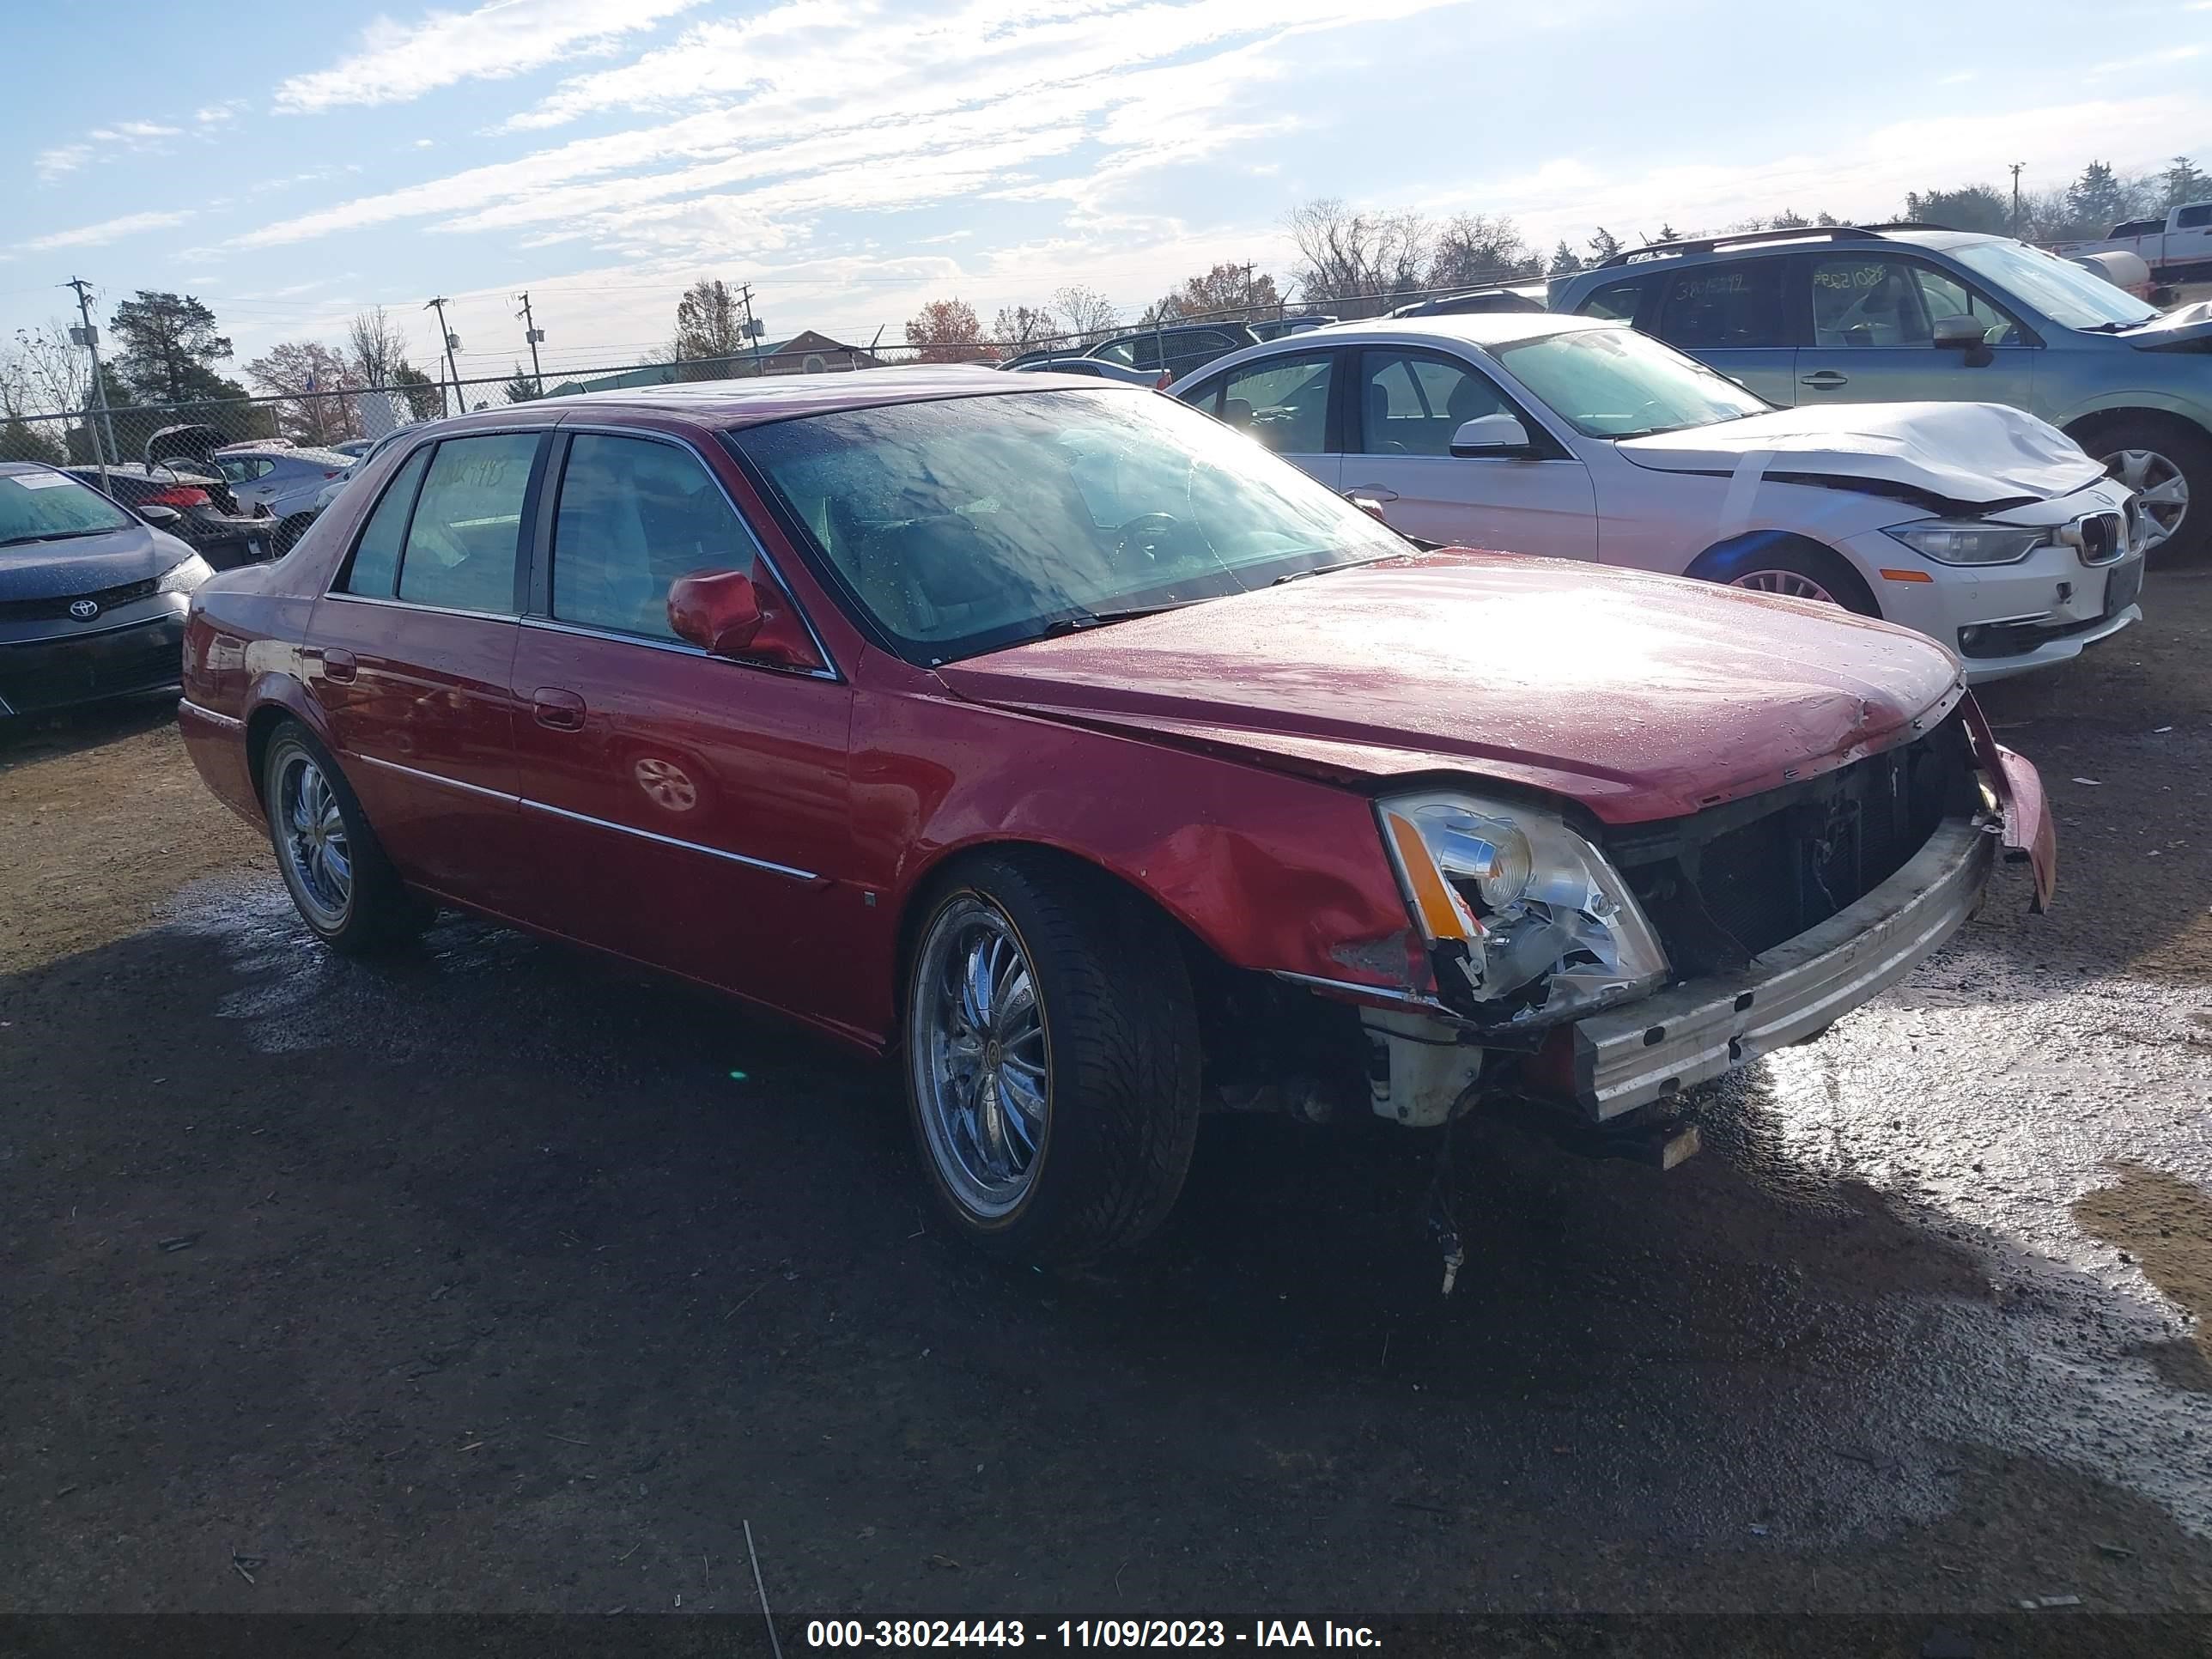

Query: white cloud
[
  {"left": 27, "top": 210, "right": 195, "bottom": 252},
  {"left": 35, "top": 143, "right": 92, "bottom": 182},
  {"left": 35, "top": 119, "right": 184, "bottom": 182},
  {"left": 196, "top": 101, "right": 244, "bottom": 125},
  {"left": 273, "top": 0, "right": 712, "bottom": 113},
  {"left": 1486, "top": 97, "right": 2207, "bottom": 253},
  {"left": 2091, "top": 42, "right": 2203, "bottom": 75}
]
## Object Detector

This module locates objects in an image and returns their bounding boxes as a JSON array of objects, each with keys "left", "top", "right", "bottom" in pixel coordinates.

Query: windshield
[
  {"left": 1492, "top": 325, "right": 1770, "bottom": 439},
  {"left": 1952, "top": 239, "right": 2158, "bottom": 331},
  {"left": 0, "top": 469, "right": 135, "bottom": 546},
  {"left": 733, "top": 387, "right": 1407, "bottom": 663}
]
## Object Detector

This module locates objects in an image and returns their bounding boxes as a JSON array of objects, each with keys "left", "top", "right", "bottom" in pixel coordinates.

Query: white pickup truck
[{"left": 2054, "top": 203, "right": 2212, "bottom": 282}]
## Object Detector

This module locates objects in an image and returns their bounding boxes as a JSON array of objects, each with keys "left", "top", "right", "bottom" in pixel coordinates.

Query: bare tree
[
  {"left": 2, "top": 321, "right": 88, "bottom": 418},
  {"left": 991, "top": 303, "right": 1059, "bottom": 349},
  {"left": 346, "top": 307, "right": 407, "bottom": 389},
  {"left": 1428, "top": 215, "right": 1540, "bottom": 288},
  {"left": 1285, "top": 198, "right": 1432, "bottom": 306},
  {"left": 1049, "top": 285, "right": 1119, "bottom": 344}
]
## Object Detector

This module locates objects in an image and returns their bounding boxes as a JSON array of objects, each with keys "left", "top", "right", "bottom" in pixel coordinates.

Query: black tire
[
  {"left": 2078, "top": 414, "right": 2211, "bottom": 562},
  {"left": 261, "top": 721, "right": 430, "bottom": 956},
  {"left": 902, "top": 854, "right": 1201, "bottom": 1265},
  {"left": 1689, "top": 536, "right": 1879, "bottom": 617}
]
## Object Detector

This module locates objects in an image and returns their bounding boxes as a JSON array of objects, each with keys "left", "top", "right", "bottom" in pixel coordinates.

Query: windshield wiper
[
  {"left": 0, "top": 528, "right": 112, "bottom": 547},
  {"left": 1036, "top": 601, "right": 1195, "bottom": 637}
]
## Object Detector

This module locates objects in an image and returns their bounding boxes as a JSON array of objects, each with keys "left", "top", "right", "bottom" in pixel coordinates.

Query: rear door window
[
  {"left": 1655, "top": 259, "right": 1788, "bottom": 348},
  {"left": 337, "top": 447, "right": 430, "bottom": 598},
  {"left": 394, "top": 434, "right": 538, "bottom": 613}
]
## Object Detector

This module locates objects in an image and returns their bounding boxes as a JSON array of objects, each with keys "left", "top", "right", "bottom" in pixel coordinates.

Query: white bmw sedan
[{"left": 1170, "top": 314, "right": 2144, "bottom": 683}]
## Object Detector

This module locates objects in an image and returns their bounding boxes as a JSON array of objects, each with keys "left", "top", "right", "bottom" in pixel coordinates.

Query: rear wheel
[
  {"left": 903, "top": 855, "right": 1200, "bottom": 1265},
  {"left": 262, "top": 723, "right": 429, "bottom": 955}
]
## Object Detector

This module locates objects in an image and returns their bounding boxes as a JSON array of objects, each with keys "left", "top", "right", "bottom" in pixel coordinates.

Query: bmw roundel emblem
[{"left": 69, "top": 599, "right": 100, "bottom": 621}]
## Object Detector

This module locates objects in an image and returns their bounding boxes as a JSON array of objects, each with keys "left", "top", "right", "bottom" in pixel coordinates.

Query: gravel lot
[{"left": 2, "top": 568, "right": 2209, "bottom": 1638}]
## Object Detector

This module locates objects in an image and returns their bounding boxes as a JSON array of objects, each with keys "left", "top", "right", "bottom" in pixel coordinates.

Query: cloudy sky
[{"left": 5, "top": 0, "right": 2209, "bottom": 388}]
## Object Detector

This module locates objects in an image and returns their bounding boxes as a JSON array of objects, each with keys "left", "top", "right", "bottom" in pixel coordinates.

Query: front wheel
[
  {"left": 903, "top": 856, "right": 1200, "bottom": 1264},
  {"left": 1692, "top": 538, "right": 1879, "bottom": 617},
  {"left": 2091, "top": 418, "right": 2209, "bottom": 561},
  {"left": 262, "top": 723, "right": 429, "bottom": 955}
]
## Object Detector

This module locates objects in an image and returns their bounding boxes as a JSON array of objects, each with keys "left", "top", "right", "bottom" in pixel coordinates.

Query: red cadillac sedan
[{"left": 179, "top": 369, "right": 2055, "bottom": 1263}]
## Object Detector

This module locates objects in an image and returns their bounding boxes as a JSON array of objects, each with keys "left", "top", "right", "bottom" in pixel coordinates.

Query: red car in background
[{"left": 178, "top": 369, "right": 2055, "bottom": 1263}]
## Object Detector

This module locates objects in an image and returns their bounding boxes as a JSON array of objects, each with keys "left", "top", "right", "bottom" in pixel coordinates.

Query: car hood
[
  {"left": 0, "top": 522, "right": 191, "bottom": 601},
  {"left": 936, "top": 551, "right": 1964, "bottom": 823},
  {"left": 2121, "top": 299, "right": 2212, "bottom": 348},
  {"left": 1614, "top": 401, "right": 2104, "bottom": 511}
]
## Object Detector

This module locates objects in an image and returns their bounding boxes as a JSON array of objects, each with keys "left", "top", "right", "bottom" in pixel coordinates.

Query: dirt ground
[{"left": 3, "top": 569, "right": 2209, "bottom": 1644}]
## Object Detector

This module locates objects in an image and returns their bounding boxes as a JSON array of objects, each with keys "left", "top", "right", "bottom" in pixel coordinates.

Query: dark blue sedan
[{"left": 0, "top": 462, "right": 213, "bottom": 720}]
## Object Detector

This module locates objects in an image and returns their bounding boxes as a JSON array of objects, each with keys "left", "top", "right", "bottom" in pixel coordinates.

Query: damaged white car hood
[{"left": 1615, "top": 401, "right": 2105, "bottom": 510}]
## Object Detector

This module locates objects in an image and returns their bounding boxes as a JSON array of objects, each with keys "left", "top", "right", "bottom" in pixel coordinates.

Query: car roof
[
  {"left": 1565, "top": 224, "right": 2005, "bottom": 288},
  {"left": 1245, "top": 310, "right": 1606, "bottom": 353},
  {"left": 429, "top": 365, "right": 1143, "bottom": 432}
]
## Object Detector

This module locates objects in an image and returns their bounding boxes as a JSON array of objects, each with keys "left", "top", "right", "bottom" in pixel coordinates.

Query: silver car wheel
[
  {"left": 2101, "top": 447, "right": 2189, "bottom": 553},
  {"left": 276, "top": 751, "right": 353, "bottom": 930},
  {"left": 910, "top": 896, "right": 1049, "bottom": 1220},
  {"left": 1731, "top": 569, "right": 1839, "bottom": 605}
]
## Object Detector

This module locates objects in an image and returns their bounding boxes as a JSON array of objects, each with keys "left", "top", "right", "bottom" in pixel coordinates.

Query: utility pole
[
  {"left": 64, "top": 276, "right": 113, "bottom": 488},
  {"left": 514, "top": 292, "right": 545, "bottom": 397},
  {"left": 2009, "top": 162, "right": 2026, "bottom": 234},
  {"left": 738, "top": 283, "right": 764, "bottom": 377},
  {"left": 1241, "top": 261, "right": 1255, "bottom": 319},
  {"left": 425, "top": 296, "right": 462, "bottom": 416}
]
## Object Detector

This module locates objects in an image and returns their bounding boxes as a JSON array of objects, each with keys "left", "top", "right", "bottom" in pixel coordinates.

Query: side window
[
  {"left": 394, "top": 434, "right": 538, "bottom": 614},
  {"left": 1909, "top": 264, "right": 2026, "bottom": 346},
  {"left": 1656, "top": 259, "right": 1787, "bottom": 348},
  {"left": 2177, "top": 205, "right": 2212, "bottom": 229},
  {"left": 1127, "top": 336, "right": 1162, "bottom": 372},
  {"left": 337, "top": 446, "right": 430, "bottom": 597},
  {"left": 1577, "top": 279, "right": 1647, "bottom": 323},
  {"left": 1356, "top": 350, "right": 1507, "bottom": 457},
  {"left": 1218, "top": 352, "right": 1333, "bottom": 455},
  {"left": 1810, "top": 255, "right": 1936, "bottom": 347},
  {"left": 550, "top": 434, "right": 754, "bottom": 641},
  {"left": 1181, "top": 374, "right": 1227, "bottom": 418},
  {"left": 1091, "top": 339, "right": 1136, "bottom": 367}
]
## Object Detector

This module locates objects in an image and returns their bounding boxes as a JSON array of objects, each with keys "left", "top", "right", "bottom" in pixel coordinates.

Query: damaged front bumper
[{"left": 1538, "top": 813, "right": 1992, "bottom": 1120}]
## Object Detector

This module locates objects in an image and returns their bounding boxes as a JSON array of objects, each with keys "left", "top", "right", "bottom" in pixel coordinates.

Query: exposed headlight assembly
[
  {"left": 1883, "top": 522, "right": 2048, "bottom": 565},
  {"left": 156, "top": 553, "right": 214, "bottom": 593},
  {"left": 1377, "top": 791, "right": 1669, "bottom": 1027}
]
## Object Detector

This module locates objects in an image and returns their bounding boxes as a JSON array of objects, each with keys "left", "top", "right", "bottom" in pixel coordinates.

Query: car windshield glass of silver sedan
[
  {"left": 1491, "top": 325, "right": 1770, "bottom": 439},
  {"left": 0, "top": 471, "right": 136, "bottom": 545},
  {"left": 734, "top": 388, "right": 1407, "bottom": 661},
  {"left": 1951, "top": 240, "right": 2158, "bottom": 331}
]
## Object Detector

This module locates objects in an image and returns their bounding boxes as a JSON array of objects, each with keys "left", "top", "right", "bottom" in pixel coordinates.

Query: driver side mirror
[
  {"left": 667, "top": 567, "right": 824, "bottom": 672},
  {"left": 1932, "top": 314, "right": 1993, "bottom": 366},
  {"left": 1449, "top": 413, "right": 1534, "bottom": 458}
]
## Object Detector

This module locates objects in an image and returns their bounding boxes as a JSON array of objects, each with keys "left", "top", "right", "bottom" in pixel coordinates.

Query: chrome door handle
[
  {"left": 322, "top": 648, "right": 357, "bottom": 684},
  {"left": 532, "top": 687, "right": 586, "bottom": 732},
  {"left": 1800, "top": 370, "right": 1849, "bottom": 390},
  {"left": 1346, "top": 486, "right": 1399, "bottom": 501}
]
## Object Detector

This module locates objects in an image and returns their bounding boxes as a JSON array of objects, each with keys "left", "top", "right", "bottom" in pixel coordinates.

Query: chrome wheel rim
[
  {"left": 2101, "top": 447, "right": 2189, "bottom": 553},
  {"left": 1731, "top": 568, "right": 1838, "bottom": 605},
  {"left": 276, "top": 750, "right": 353, "bottom": 929},
  {"left": 910, "top": 896, "right": 1048, "bottom": 1219}
]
